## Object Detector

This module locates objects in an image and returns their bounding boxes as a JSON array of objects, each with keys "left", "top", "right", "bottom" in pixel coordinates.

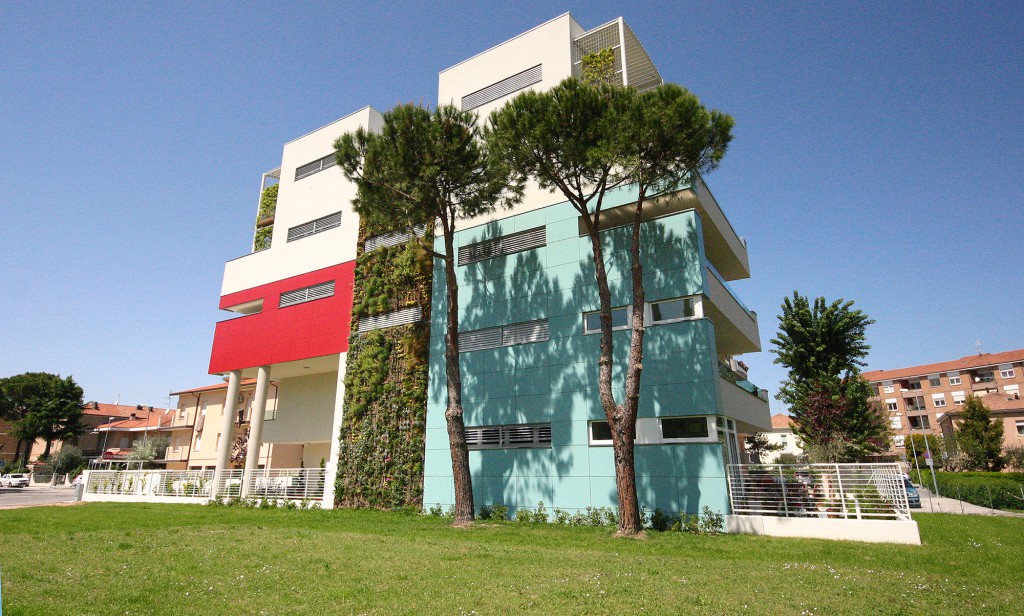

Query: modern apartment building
[
  {"left": 864, "top": 348, "right": 1024, "bottom": 454},
  {"left": 202, "top": 13, "right": 770, "bottom": 514}
]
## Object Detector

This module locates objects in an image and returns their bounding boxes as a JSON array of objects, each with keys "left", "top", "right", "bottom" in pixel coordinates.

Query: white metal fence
[
  {"left": 83, "top": 468, "right": 325, "bottom": 502},
  {"left": 727, "top": 463, "right": 910, "bottom": 520},
  {"left": 245, "top": 468, "right": 326, "bottom": 501}
]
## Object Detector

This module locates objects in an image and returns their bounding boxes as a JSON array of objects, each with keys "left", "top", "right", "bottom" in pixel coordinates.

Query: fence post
[
  {"left": 778, "top": 465, "right": 789, "bottom": 517},
  {"left": 958, "top": 487, "right": 964, "bottom": 514},
  {"left": 834, "top": 464, "right": 848, "bottom": 519},
  {"left": 987, "top": 485, "right": 994, "bottom": 514}
]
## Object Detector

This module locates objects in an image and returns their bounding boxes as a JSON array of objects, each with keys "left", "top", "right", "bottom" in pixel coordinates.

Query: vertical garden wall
[{"left": 335, "top": 221, "right": 432, "bottom": 509}]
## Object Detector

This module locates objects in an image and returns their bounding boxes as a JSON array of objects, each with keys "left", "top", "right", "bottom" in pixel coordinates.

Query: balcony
[
  {"left": 572, "top": 18, "right": 662, "bottom": 92},
  {"left": 718, "top": 373, "right": 771, "bottom": 432},
  {"left": 704, "top": 262, "right": 760, "bottom": 355}
]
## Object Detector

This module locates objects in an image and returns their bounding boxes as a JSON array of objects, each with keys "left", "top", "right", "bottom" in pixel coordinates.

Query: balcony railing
[
  {"left": 82, "top": 468, "right": 325, "bottom": 502},
  {"left": 727, "top": 463, "right": 910, "bottom": 520},
  {"left": 244, "top": 468, "right": 327, "bottom": 501}
]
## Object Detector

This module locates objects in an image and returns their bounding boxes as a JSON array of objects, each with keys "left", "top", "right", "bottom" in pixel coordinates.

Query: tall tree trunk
[
  {"left": 442, "top": 230, "right": 475, "bottom": 524},
  {"left": 618, "top": 190, "right": 649, "bottom": 536},
  {"left": 13, "top": 439, "right": 24, "bottom": 467},
  {"left": 43, "top": 439, "right": 53, "bottom": 459},
  {"left": 585, "top": 207, "right": 643, "bottom": 536}
]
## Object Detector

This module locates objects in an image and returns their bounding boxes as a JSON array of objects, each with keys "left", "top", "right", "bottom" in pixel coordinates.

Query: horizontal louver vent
[
  {"left": 364, "top": 224, "right": 427, "bottom": 253},
  {"left": 459, "top": 319, "right": 548, "bottom": 352},
  {"left": 461, "top": 64, "right": 543, "bottom": 111},
  {"left": 457, "top": 226, "right": 546, "bottom": 266},
  {"left": 358, "top": 306, "right": 423, "bottom": 333},
  {"left": 466, "top": 423, "right": 552, "bottom": 450},
  {"left": 287, "top": 211, "right": 342, "bottom": 242},
  {"left": 295, "top": 153, "right": 338, "bottom": 181},
  {"left": 279, "top": 281, "right": 335, "bottom": 308}
]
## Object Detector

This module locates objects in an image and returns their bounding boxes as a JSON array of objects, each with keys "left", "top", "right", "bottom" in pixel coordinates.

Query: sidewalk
[{"left": 914, "top": 485, "right": 1024, "bottom": 517}]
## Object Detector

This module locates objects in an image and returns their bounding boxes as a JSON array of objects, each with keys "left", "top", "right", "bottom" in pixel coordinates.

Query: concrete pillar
[
  {"left": 241, "top": 366, "right": 272, "bottom": 497},
  {"left": 213, "top": 370, "right": 242, "bottom": 495},
  {"left": 322, "top": 358, "right": 347, "bottom": 509}
]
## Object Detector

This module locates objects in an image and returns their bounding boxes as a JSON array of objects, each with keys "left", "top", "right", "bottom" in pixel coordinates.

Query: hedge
[{"left": 919, "top": 470, "right": 1024, "bottom": 511}]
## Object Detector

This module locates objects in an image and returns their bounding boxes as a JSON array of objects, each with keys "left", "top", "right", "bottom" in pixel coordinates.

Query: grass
[{"left": 0, "top": 504, "right": 1021, "bottom": 615}]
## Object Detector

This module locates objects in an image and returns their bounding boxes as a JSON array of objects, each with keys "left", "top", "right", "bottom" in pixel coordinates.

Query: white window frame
[
  {"left": 588, "top": 416, "right": 717, "bottom": 446},
  {"left": 885, "top": 398, "right": 898, "bottom": 412},
  {"left": 1004, "top": 384, "right": 1020, "bottom": 396},
  {"left": 647, "top": 296, "right": 699, "bottom": 326},
  {"left": 1000, "top": 368, "right": 1016, "bottom": 379},
  {"left": 882, "top": 384, "right": 894, "bottom": 394},
  {"left": 660, "top": 416, "right": 715, "bottom": 443},
  {"left": 1017, "top": 420, "right": 1024, "bottom": 436},
  {"left": 947, "top": 373, "right": 962, "bottom": 386},
  {"left": 952, "top": 390, "right": 966, "bottom": 405},
  {"left": 932, "top": 394, "right": 946, "bottom": 408},
  {"left": 583, "top": 306, "right": 631, "bottom": 334},
  {"left": 893, "top": 435, "right": 906, "bottom": 448},
  {"left": 890, "top": 416, "right": 902, "bottom": 430}
]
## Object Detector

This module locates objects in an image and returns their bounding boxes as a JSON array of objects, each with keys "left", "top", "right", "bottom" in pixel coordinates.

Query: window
[
  {"left": 661, "top": 417, "right": 710, "bottom": 441},
  {"left": 179, "top": 406, "right": 187, "bottom": 420},
  {"left": 947, "top": 373, "right": 962, "bottom": 386},
  {"left": 952, "top": 391, "right": 966, "bottom": 405},
  {"left": 264, "top": 404, "right": 277, "bottom": 422},
  {"left": 457, "top": 226, "right": 546, "bottom": 265},
  {"left": 908, "top": 379, "right": 922, "bottom": 390},
  {"left": 1000, "top": 367, "right": 1016, "bottom": 379},
  {"left": 286, "top": 211, "right": 342, "bottom": 242},
  {"left": 364, "top": 224, "right": 426, "bottom": 253},
  {"left": 650, "top": 297, "right": 696, "bottom": 324},
  {"left": 976, "top": 371, "right": 995, "bottom": 383},
  {"left": 459, "top": 319, "right": 549, "bottom": 352},
  {"left": 584, "top": 306, "right": 629, "bottom": 334},
  {"left": 465, "top": 423, "right": 551, "bottom": 450},
  {"left": 1017, "top": 420, "right": 1024, "bottom": 436},
  {"left": 928, "top": 375, "right": 942, "bottom": 387},
  {"left": 882, "top": 384, "right": 894, "bottom": 394},
  {"left": 358, "top": 306, "right": 422, "bottom": 333},
  {"left": 279, "top": 281, "right": 335, "bottom": 308},
  {"left": 295, "top": 152, "right": 337, "bottom": 180},
  {"left": 885, "top": 399, "right": 899, "bottom": 412},
  {"left": 908, "top": 415, "right": 931, "bottom": 430},
  {"left": 905, "top": 396, "right": 926, "bottom": 412},
  {"left": 590, "top": 421, "right": 613, "bottom": 444},
  {"left": 932, "top": 394, "right": 946, "bottom": 408},
  {"left": 893, "top": 435, "right": 906, "bottom": 448},
  {"left": 1005, "top": 385, "right": 1020, "bottom": 397},
  {"left": 890, "top": 416, "right": 902, "bottom": 430},
  {"left": 194, "top": 435, "right": 201, "bottom": 451},
  {"left": 461, "top": 64, "right": 543, "bottom": 111}
]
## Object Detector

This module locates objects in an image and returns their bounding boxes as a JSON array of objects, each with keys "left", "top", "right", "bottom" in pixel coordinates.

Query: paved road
[
  {"left": 0, "top": 485, "right": 78, "bottom": 509},
  {"left": 913, "top": 485, "right": 1024, "bottom": 517}
]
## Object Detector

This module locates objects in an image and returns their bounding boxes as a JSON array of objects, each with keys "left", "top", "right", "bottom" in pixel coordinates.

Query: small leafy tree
[
  {"left": 127, "top": 435, "right": 169, "bottom": 469},
  {"left": 488, "top": 78, "right": 733, "bottom": 535},
  {"left": 253, "top": 184, "right": 278, "bottom": 251},
  {"left": 52, "top": 445, "right": 86, "bottom": 476},
  {"left": 336, "top": 104, "right": 522, "bottom": 524},
  {"left": 0, "top": 372, "right": 85, "bottom": 465},
  {"left": 771, "top": 293, "right": 888, "bottom": 461},
  {"left": 744, "top": 433, "right": 783, "bottom": 463},
  {"left": 955, "top": 396, "right": 1004, "bottom": 471},
  {"left": 907, "top": 434, "right": 944, "bottom": 471}
]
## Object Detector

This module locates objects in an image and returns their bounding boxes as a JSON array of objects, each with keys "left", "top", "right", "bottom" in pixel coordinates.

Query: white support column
[
  {"left": 241, "top": 366, "right": 272, "bottom": 497},
  {"left": 213, "top": 370, "right": 242, "bottom": 495},
  {"left": 321, "top": 355, "right": 348, "bottom": 509}
]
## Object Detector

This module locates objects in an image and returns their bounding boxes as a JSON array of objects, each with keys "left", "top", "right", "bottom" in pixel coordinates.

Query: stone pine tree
[
  {"left": 335, "top": 104, "right": 522, "bottom": 524},
  {"left": 954, "top": 395, "right": 1004, "bottom": 471},
  {"left": 0, "top": 372, "right": 85, "bottom": 465},
  {"left": 488, "top": 78, "right": 733, "bottom": 536},
  {"left": 771, "top": 292, "right": 889, "bottom": 462}
]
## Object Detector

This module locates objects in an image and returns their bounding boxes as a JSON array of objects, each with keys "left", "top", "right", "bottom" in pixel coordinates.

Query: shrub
[
  {"left": 699, "top": 506, "right": 724, "bottom": 534},
  {"left": 531, "top": 501, "right": 548, "bottom": 524},
  {"left": 514, "top": 509, "right": 531, "bottom": 523},
  {"left": 649, "top": 508, "right": 673, "bottom": 532},
  {"left": 478, "top": 504, "right": 493, "bottom": 520},
  {"left": 427, "top": 503, "right": 444, "bottom": 517},
  {"left": 1004, "top": 445, "right": 1024, "bottom": 472},
  {"left": 923, "top": 470, "right": 1024, "bottom": 511},
  {"left": 491, "top": 504, "right": 508, "bottom": 521},
  {"left": 775, "top": 452, "right": 802, "bottom": 465}
]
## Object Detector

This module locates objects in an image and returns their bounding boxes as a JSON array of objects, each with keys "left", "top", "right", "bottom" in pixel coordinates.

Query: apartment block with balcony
[
  {"left": 864, "top": 348, "right": 1024, "bottom": 453},
  {"left": 421, "top": 14, "right": 770, "bottom": 516}
]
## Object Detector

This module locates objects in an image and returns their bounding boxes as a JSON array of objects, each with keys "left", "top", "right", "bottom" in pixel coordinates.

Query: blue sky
[{"left": 1, "top": 1, "right": 1021, "bottom": 410}]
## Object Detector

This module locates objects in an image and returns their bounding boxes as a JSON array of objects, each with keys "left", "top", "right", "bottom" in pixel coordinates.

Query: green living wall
[{"left": 335, "top": 223, "right": 432, "bottom": 509}]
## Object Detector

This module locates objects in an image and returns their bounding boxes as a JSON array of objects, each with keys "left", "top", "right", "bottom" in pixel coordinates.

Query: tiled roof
[
  {"left": 938, "top": 392, "right": 1024, "bottom": 421},
  {"left": 81, "top": 403, "right": 166, "bottom": 419},
  {"left": 863, "top": 349, "right": 1024, "bottom": 382},
  {"left": 95, "top": 407, "right": 184, "bottom": 432},
  {"left": 770, "top": 413, "right": 795, "bottom": 430},
  {"left": 169, "top": 379, "right": 257, "bottom": 396}
]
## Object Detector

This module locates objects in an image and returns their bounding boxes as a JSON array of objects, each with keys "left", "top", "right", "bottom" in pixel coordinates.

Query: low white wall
[
  {"left": 82, "top": 493, "right": 210, "bottom": 505},
  {"left": 726, "top": 514, "right": 921, "bottom": 545}
]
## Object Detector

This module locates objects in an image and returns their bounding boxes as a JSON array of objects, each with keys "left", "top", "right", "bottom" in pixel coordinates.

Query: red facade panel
[{"left": 208, "top": 262, "right": 355, "bottom": 374}]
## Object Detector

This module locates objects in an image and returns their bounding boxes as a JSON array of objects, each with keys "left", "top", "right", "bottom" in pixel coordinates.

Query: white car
[{"left": 1, "top": 473, "right": 30, "bottom": 488}]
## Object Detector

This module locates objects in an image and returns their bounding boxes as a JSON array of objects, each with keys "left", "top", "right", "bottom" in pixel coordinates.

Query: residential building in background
[
  {"left": 757, "top": 413, "right": 804, "bottom": 463},
  {"left": 938, "top": 393, "right": 1024, "bottom": 455},
  {"left": 864, "top": 349, "right": 1024, "bottom": 456}
]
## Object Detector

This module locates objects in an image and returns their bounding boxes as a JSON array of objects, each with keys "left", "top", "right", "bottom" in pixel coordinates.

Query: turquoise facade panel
[{"left": 421, "top": 194, "right": 746, "bottom": 516}]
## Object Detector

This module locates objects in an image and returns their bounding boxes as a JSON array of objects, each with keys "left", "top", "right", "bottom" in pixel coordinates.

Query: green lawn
[{"left": 0, "top": 504, "right": 1020, "bottom": 615}]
